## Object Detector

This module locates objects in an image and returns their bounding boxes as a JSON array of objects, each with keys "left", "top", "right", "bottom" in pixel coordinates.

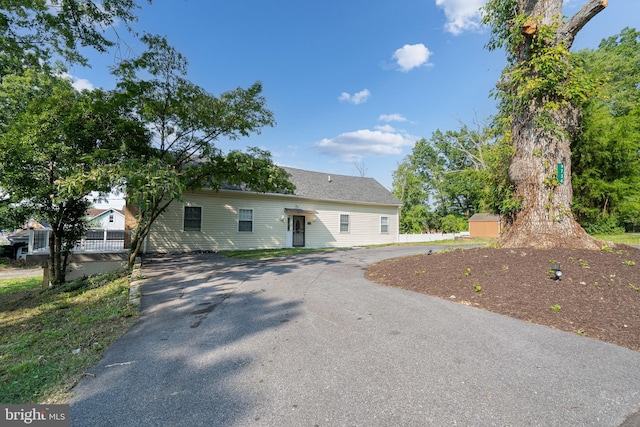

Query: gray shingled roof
[{"left": 283, "top": 167, "right": 400, "bottom": 206}]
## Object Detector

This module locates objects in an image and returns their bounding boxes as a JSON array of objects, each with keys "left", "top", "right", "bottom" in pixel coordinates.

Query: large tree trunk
[
  {"left": 500, "top": 100, "right": 600, "bottom": 248},
  {"left": 500, "top": 0, "right": 607, "bottom": 249}
]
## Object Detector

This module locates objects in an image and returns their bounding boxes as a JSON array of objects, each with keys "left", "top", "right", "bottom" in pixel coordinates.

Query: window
[
  {"left": 380, "top": 216, "right": 389, "bottom": 233},
  {"left": 340, "top": 214, "right": 350, "bottom": 233},
  {"left": 238, "top": 208, "right": 253, "bottom": 232},
  {"left": 183, "top": 206, "right": 202, "bottom": 231},
  {"left": 108, "top": 214, "right": 114, "bottom": 223}
]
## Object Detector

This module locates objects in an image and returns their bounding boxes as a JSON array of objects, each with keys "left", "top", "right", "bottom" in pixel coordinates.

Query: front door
[{"left": 292, "top": 215, "right": 305, "bottom": 247}]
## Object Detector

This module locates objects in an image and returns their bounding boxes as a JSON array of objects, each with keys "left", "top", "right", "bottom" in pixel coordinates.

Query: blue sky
[{"left": 75, "top": 0, "right": 639, "bottom": 207}]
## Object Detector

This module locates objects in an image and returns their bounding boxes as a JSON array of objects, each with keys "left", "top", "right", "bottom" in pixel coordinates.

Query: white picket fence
[{"left": 397, "top": 232, "right": 469, "bottom": 243}]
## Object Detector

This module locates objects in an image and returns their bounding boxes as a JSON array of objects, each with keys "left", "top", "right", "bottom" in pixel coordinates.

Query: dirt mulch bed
[{"left": 366, "top": 246, "right": 640, "bottom": 352}]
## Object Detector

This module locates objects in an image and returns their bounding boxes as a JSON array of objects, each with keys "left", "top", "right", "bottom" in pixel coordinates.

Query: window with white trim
[
  {"left": 238, "top": 208, "right": 253, "bottom": 232},
  {"left": 183, "top": 206, "right": 202, "bottom": 231},
  {"left": 340, "top": 214, "right": 350, "bottom": 233},
  {"left": 380, "top": 216, "right": 389, "bottom": 233}
]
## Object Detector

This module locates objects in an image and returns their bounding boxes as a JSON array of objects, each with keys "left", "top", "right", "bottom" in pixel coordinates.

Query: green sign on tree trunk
[{"left": 558, "top": 163, "right": 565, "bottom": 185}]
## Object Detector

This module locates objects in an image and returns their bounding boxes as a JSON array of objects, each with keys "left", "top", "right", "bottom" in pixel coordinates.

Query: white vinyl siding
[
  {"left": 380, "top": 216, "right": 389, "bottom": 233},
  {"left": 146, "top": 189, "right": 399, "bottom": 252},
  {"left": 339, "top": 214, "right": 350, "bottom": 233},
  {"left": 88, "top": 210, "right": 125, "bottom": 230},
  {"left": 238, "top": 208, "right": 253, "bottom": 232}
]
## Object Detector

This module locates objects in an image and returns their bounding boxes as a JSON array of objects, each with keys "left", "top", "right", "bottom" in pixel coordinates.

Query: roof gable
[{"left": 87, "top": 208, "right": 125, "bottom": 220}]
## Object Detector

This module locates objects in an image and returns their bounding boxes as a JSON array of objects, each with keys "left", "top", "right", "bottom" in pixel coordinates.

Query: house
[
  {"left": 87, "top": 208, "right": 125, "bottom": 230},
  {"left": 5, "top": 220, "right": 52, "bottom": 260},
  {"left": 135, "top": 167, "right": 402, "bottom": 253},
  {"left": 468, "top": 213, "right": 503, "bottom": 238}
]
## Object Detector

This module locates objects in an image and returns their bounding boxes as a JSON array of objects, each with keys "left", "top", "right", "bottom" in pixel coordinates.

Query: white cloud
[
  {"left": 71, "top": 77, "right": 95, "bottom": 91},
  {"left": 435, "top": 0, "right": 486, "bottom": 35},
  {"left": 378, "top": 113, "right": 408, "bottom": 123},
  {"left": 59, "top": 72, "right": 95, "bottom": 91},
  {"left": 374, "top": 124, "right": 396, "bottom": 133},
  {"left": 315, "top": 128, "right": 418, "bottom": 162},
  {"left": 338, "top": 89, "right": 371, "bottom": 105},
  {"left": 392, "top": 44, "right": 432, "bottom": 72}
]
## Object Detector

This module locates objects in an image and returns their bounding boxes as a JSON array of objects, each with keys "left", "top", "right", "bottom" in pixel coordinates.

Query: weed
[
  {"left": 574, "top": 329, "right": 586, "bottom": 336},
  {"left": 502, "top": 265, "right": 509, "bottom": 271},
  {"left": 628, "top": 283, "right": 640, "bottom": 291},
  {"left": 622, "top": 260, "right": 636, "bottom": 266},
  {"left": 549, "top": 304, "right": 562, "bottom": 312},
  {"left": 414, "top": 270, "right": 426, "bottom": 276},
  {"left": 464, "top": 267, "right": 471, "bottom": 277},
  {"left": 580, "top": 259, "right": 590, "bottom": 268},
  {"left": 474, "top": 285, "right": 482, "bottom": 293},
  {"left": 600, "top": 245, "right": 613, "bottom": 253}
]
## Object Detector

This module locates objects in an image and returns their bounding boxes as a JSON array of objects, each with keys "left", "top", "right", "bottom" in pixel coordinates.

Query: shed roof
[
  {"left": 469, "top": 213, "right": 502, "bottom": 222},
  {"left": 282, "top": 167, "right": 401, "bottom": 206}
]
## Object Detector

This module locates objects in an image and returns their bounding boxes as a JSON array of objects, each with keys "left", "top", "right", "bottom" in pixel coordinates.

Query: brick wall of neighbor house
[{"left": 143, "top": 189, "right": 399, "bottom": 253}]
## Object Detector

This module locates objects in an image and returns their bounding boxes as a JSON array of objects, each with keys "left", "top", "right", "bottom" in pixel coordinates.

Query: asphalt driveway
[{"left": 70, "top": 246, "right": 640, "bottom": 426}]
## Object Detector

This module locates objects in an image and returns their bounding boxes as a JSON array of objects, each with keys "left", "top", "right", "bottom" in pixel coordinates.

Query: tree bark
[{"left": 500, "top": 0, "right": 606, "bottom": 249}]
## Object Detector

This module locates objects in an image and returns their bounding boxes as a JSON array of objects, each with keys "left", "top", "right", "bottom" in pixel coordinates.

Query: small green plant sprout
[
  {"left": 600, "top": 245, "right": 613, "bottom": 253},
  {"left": 550, "top": 304, "right": 562, "bottom": 312},
  {"left": 474, "top": 285, "right": 482, "bottom": 293},
  {"left": 414, "top": 269, "right": 426, "bottom": 275},
  {"left": 622, "top": 260, "right": 636, "bottom": 266},
  {"left": 502, "top": 265, "right": 509, "bottom": 271},
  {"left": 574, "top": 329, "right": 586, "bottom": 336},
  {"left": 628, "top": 283, "right": 640, "bottom": 291},
  {"left": 568, "top": 257, "right": 589, "bottom": 268},
  {"left": 464, "top": 267, "right": 471, "bottom": 277}
]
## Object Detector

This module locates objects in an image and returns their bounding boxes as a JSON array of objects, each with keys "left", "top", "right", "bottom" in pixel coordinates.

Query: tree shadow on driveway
[{"left": 69, "top": 252, "right": 335, "bottom": 426}]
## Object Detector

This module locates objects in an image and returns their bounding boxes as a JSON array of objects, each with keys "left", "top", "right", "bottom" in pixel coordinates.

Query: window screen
[
  {"left": 381, "top": 216, "right": 389, "bottom": 233},
  {"left": 238, "top": 209, "right": 253, "bottom": 232},
  {"left": 340, "top": 214, "right": 349, "bottom": 233},
  {"left": 183, "top": 206, "right": 202, "bottom": 231}
]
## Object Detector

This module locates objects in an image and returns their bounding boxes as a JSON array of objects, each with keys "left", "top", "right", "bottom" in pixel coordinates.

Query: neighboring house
[
  {"left": 469, "top": 213, "right": 503, "bottom": 238},
  {"left": 135, "top": 167, "right": 401, "bottom": 253},
  {"left": 6, "top": 220, "right": 51, "bottom": 260},
  {"left": 87, "top": 208, "right": 125, "bottom": 230}
]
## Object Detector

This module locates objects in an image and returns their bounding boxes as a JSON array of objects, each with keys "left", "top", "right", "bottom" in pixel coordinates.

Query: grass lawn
[
  {"left": 220, "top": 239, "right": 493, "bottom": 259},
  {"left": 220, "top": 247, "right": 345, "bottom": 259},
  {"left": 594, "top": 233, "right": 640, "bottom": 246},
  {"left": 0, "top": 272, "right": 138, "bottom": 404},
  {"left": 0, "top": 277, "right": 42, "bottom": 296}
]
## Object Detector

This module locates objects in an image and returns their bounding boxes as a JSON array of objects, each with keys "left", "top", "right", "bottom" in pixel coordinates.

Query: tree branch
[{"left": 558, "top": 0, "right": 607, "bottom": 48}]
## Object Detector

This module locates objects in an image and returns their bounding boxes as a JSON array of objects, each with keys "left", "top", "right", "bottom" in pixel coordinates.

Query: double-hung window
[
  {"left": 183, "top": 206, "right": 202, "bottom": 231},
  {"left": 380, "top": 216, "right": 389, "bottom": 233},
  {"left": 340, "top": 214, "right": 350, "bottom": 233},
  {"left": 238, "top": 208, "right": 253, "bottom": 232}
]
